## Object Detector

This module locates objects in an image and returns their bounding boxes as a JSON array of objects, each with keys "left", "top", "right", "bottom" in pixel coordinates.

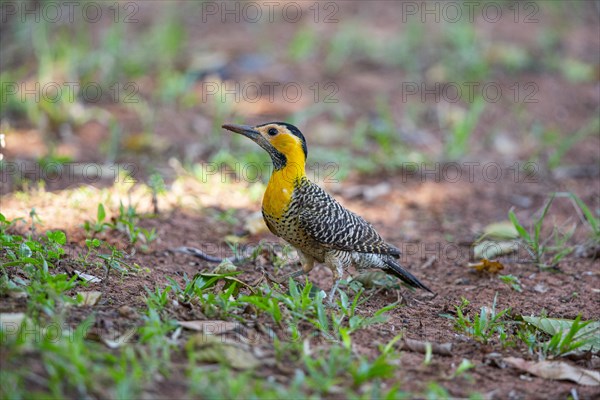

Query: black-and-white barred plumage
[
  {"left": 222, "top": 121, "right": 431, "bottom": 294},
  {"left": 296, "top": 178, "right": 400, "bottom": 256},
  {"left": 262, "top": 177, "right": 431, "bottom": 292}
]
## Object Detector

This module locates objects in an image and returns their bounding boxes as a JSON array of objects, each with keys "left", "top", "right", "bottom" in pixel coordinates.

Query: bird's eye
[{"left": 267, "top": 128, "right": 278, "bottom": 136}]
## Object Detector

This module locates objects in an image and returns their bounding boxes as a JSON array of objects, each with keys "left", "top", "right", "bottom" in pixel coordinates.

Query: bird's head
[{"left": 222, "top": 122, "right": 308, "bottom": 171}]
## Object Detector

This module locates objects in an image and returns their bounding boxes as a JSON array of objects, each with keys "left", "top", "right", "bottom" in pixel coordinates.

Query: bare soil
[{"left": 1, "top": 1, "right": 599, "bottom": 398}]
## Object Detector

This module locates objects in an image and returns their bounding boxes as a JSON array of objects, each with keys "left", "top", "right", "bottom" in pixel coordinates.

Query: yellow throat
[{"left": 262, "top": 134, "right": 307, "bottom": 218}]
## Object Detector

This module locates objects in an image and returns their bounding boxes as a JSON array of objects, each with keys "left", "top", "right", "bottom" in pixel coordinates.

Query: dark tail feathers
[{"left": 383, "top": 257, "right": 433, "bottom": 293}]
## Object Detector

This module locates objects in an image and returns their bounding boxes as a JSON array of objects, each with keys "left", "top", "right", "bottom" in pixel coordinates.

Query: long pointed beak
[
  {"left": 222, "top": 124, "right": 260, "bottom": 141},
  {"left": 222, "top": 122, "right": 287, "bottom": 169}
]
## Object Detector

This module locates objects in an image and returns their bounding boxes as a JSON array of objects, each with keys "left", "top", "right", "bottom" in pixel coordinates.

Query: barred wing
[{"left": 297, "top": 183, "right": 400, "bottom": 256}]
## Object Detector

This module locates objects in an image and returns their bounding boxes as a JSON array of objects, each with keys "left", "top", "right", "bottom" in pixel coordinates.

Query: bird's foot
[{"left": 327, "top": 279, "right": 341, "bottom": 306}]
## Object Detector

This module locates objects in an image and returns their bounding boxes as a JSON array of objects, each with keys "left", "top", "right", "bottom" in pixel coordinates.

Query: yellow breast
[{"left": 262, "top": 169, "right": 294, "bottom": 218}]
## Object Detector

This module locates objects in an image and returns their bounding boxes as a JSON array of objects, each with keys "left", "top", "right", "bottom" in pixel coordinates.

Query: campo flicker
[{"left": 222, "top": 122, "right": 432, "bottom": 300}]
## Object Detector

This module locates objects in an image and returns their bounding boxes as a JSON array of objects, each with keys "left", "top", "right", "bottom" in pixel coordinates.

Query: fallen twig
[{"left": 171, "top": 246, "right": 248, "bottom": 264}]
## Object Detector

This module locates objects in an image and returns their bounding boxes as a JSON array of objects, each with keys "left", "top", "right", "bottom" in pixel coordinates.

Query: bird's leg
[
  {"left": 328, "top": 279, "right": 341, "bottom": 305},
  {"left": 325, "top": 254, "right": 344, "bottom": 305}
]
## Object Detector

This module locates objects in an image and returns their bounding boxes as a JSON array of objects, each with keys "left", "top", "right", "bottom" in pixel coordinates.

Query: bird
[{"left": 222, "top": 122, "right": 432, "bottom": 301}]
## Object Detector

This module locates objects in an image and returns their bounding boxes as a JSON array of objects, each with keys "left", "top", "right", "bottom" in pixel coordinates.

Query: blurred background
[
  {"left": 2, "top": 3, "right": 600, "bottom": 398},
  {"left": 1, "top": 0, "right": 598, "bottom": 190}
]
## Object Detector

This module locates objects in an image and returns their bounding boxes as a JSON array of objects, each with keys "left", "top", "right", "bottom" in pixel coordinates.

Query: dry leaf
[
  {"left": 187, "top": 334, "right": 260, "bottom": 370},
  {"left": 178, "top": 320, "right": 238, "bottom": 334},
  {"left": 212, "top": 259, "right": 238, "bottom": 274},
  {"left": 74, "top": 270, "right": 101, "bottom": 283},
  {"left": 473, "top": 240, "right": 518, "bottom": 259},
  {"left": 77, "top": 291, "right": 102, "bottom": 306},
  {"left": 504, "top": 357, "right": 600, "bottom": 386},
  {"left": 523, "top": 317, "right": 599, "bottom": 353},
  {"left": 478, "top": 221, "right": 519, "bottom": 241},
  {"left": 468, "top": 259, "right": 505, "bottom": 274}
]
